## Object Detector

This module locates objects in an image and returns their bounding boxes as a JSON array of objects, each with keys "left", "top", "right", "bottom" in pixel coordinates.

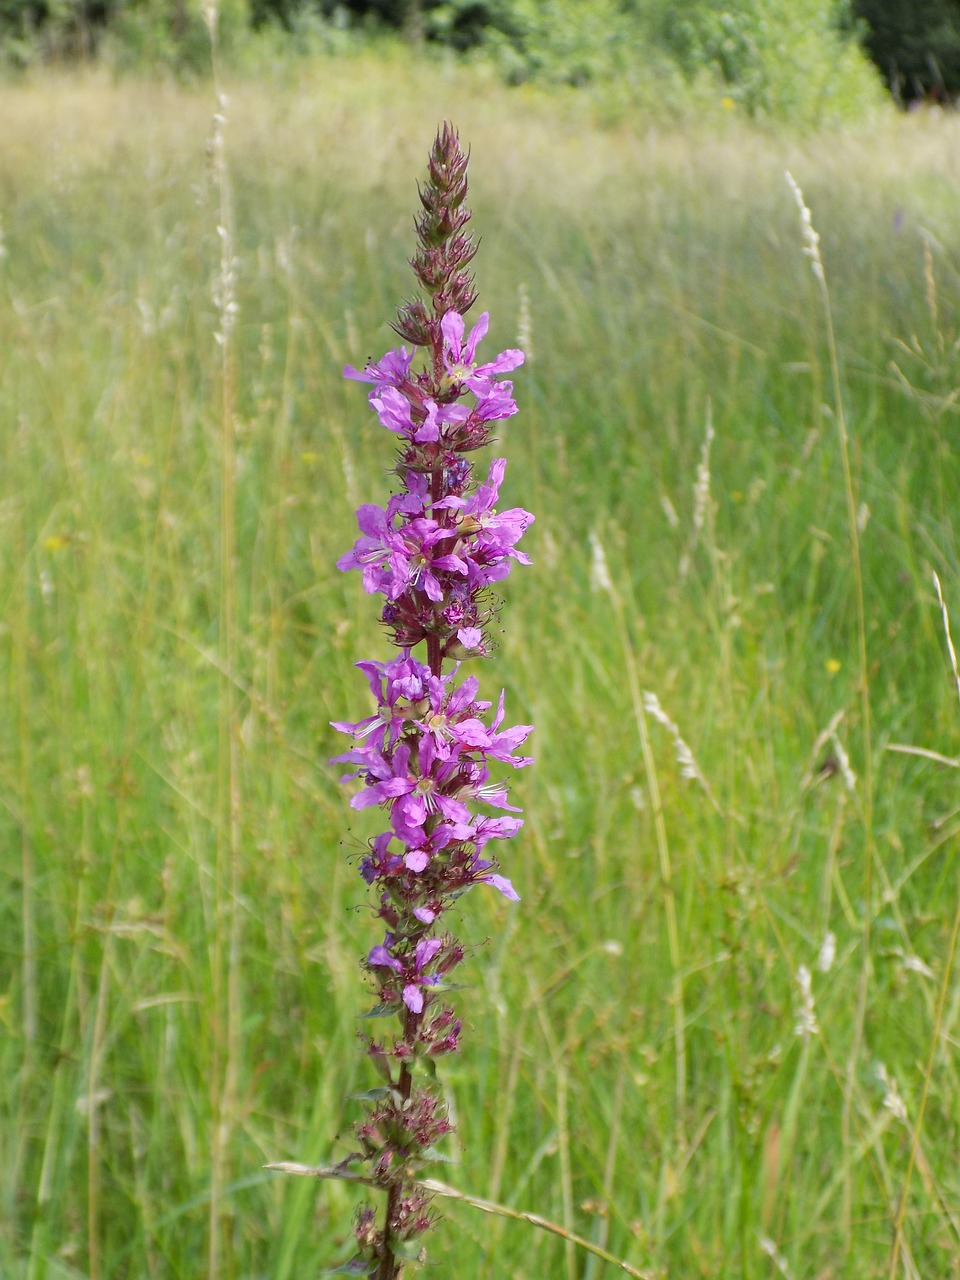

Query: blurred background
[{"left": 2, "top": 0, "right": 960, "bottom": 121}]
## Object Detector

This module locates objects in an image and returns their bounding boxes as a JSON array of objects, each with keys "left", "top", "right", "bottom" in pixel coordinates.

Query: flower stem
[
  {"left": 427, "top": 634, "right": 443, "bottom": 679},
  {"left": 376, "top": 1195, "right": 402, "bottom": 1280}
]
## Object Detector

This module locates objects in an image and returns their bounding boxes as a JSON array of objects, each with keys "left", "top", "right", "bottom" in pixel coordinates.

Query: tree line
[{"left": 2, "top": 0, "right": 958, "bottom": 109}]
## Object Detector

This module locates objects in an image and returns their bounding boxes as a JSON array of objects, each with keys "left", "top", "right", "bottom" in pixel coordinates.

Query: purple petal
[
  {"left": 432, "top": 554, "right": 469, "bottom": 575},
  {"left": 355, "top": 504, "right": 389, "bottom": 537},
  {"left": 454, "top": 718, "right": 491, "bottom": 749},
  {"left": 369, "top": 944, "right": 402, "bottom": 971},
  {"left": 463, "top": 312, "right": 490, "bottom": 363},
  {"left": 472, "top": 816, "right": 524, "bottom": 846},
  {"left": 477, "top": 347, "right": 524, "bottom": 376},
  {"left": 415, "top": 936, "right": 443, "bottom": 969},
  {"left": 421, "top": 570, "right": 446, "bottom": 602},
  {"left": 435, "top": 794, "right": 472, "bottom": 824},
  {"left": 481, "top": 874, "right": 520, "bottom": 901},
  {"left": 402, "top": 983, "right": 424, "bottom": 1013},
  {"left": 440, "top": 310, "right": 465, "bottom": 354}
]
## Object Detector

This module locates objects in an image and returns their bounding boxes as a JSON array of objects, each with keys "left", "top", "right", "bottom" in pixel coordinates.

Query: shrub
[
  {"left": 657, "top": 0, "right": 884, "bottom": 123},
  {"left": 852, "top": 0, "right": 960, "bottom": 103}
]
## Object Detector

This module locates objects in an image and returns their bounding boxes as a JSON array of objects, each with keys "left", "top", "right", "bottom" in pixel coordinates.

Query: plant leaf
[
  {"left": 390, "top": 1238, "right": 426, "bottom": 1264},
  {"left": 320, "top": 1257, "right": 372, "bottom": 1276},
  {"left": 418, "top": 1145, "right": 454, "bottom": 1164},
  {"left": 359, "top": 1002, "right": 396, "bottom": 1019}
]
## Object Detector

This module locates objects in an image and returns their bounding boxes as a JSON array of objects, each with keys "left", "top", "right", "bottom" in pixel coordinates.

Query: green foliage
[
  {"left": 853, "top": 0, "right": 960, "bottom": 102},
  {"left": 423, "top": 0, "right": 883, "bottom": 123},
  {"left": 0, "top": 0, "right": 887, "bottom": 125},
  {"left": 101, "top": 0, "right": 211, "bottom": 74},
  {"left": 658, "top": 0, "right": 884, "bottom": 122},
  {"left": 0, "top": 0, "right": 198, "bottom": 69},
  {"left": 0, "top": 0, "right": 105, "bottom": 67},
  {"left": 442, "top": 0, "right": 639, "bottom": 85}
]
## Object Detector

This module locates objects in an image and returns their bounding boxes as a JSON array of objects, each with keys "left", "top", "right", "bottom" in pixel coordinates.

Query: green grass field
[{"left": 3, "top": 52, "right": 960, "bottom": 1280}]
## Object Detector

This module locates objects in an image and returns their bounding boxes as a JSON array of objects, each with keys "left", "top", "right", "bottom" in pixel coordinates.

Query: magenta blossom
[
  {"left": 451, "top": 458, "right": 534, "bottom": 551},
  {"left": 372, "top": 387, "right": 470, "bottom": 443},
  {"left": 331, "top": 654, "right": 436, "bottom": 752},
  {"left": 368, "top": 936, "right": 445, "bottom": 1014},
  {"left": 343, "top": 346, "right": 415, "bottom": 392},
  {"left": 441, "top": 311, "right": 524, "bottom": 395},
  {"left": 339, "top": 507, "right": 469, "bottom": 602}
]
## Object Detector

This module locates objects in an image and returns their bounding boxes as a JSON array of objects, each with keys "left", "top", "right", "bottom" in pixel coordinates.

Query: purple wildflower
[
  {"left": 441, "top": 311, "right": 525, "bottom": 394},
  {"left": 331, "top": 654, "right": 434, "bottom": 751},
  {"left": 343, "top": 345, "right": 415, "bottom": 391},
  {"left": 321, "top": 123, "right": 533, "bottom": 1280}
]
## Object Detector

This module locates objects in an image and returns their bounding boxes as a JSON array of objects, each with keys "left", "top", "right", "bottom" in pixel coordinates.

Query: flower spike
[{"left": 325, "top": 124, "right": 533, "bottom": 1278}]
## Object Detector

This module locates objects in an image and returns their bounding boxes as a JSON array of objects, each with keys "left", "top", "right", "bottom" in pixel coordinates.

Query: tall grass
[{"left": 3, "top": 56, "right": 960, "bottom": 1278}]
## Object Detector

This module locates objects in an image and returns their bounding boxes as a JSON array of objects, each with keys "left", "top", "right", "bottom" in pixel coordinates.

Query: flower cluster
[
  {"left": 331, "top": 124, "right": 533, "bottom": 1279},
  {"left": 340, "top": 329, "right": 530, "bottom": 657}
]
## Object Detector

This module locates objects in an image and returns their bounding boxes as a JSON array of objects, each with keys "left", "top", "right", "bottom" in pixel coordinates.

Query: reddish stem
[{"left": 375, "top": 1007, "right": 421, "bottom": 1279}]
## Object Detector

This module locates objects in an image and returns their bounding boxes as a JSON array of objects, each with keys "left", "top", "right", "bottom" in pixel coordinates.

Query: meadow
[{"left": 3, "top": 49, "right": 960, "bottom": 1279}]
